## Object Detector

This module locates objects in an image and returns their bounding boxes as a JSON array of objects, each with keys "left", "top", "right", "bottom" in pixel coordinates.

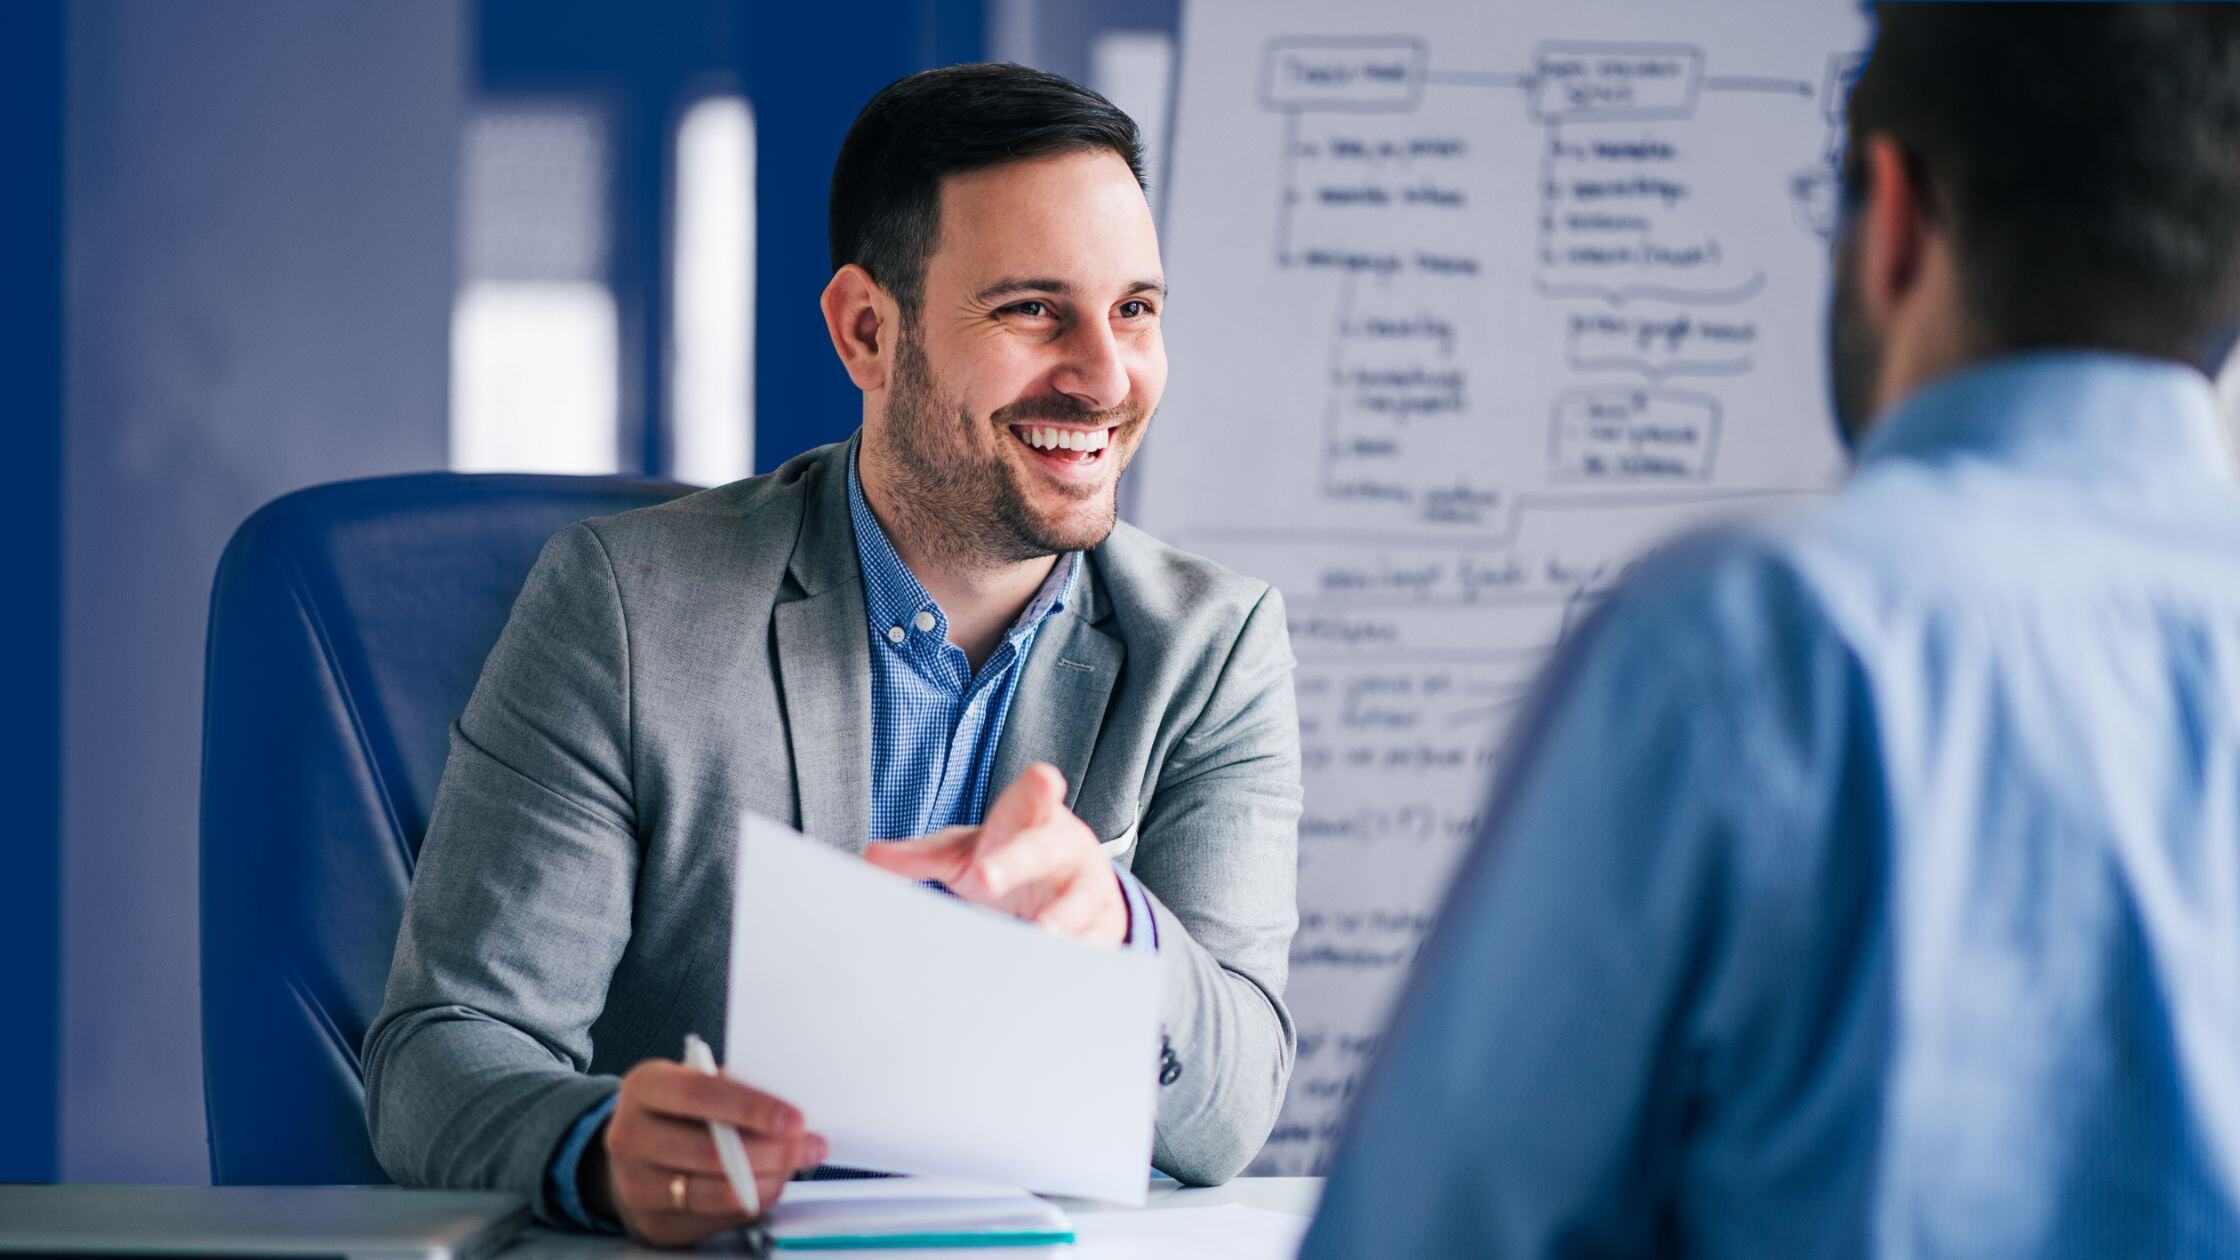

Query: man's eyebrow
[
  {"left": 974, "top": 277, "right": 1070, "bottom": 303},
  {"left": 971, "top": 277, "right": 1169, "bottom": 304}
]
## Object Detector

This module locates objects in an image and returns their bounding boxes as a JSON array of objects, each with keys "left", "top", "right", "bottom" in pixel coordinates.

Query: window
[
  {"left": 669, "top": 93, "right": 755, "bottom": 486},
  {"left": 449, "top": 101, "right": 620, "bottom": 474}
]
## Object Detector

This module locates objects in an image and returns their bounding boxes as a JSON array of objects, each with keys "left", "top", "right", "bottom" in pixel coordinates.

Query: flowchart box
[
  {"left": 1548, "top": 387, "right": 1720, "bottom": 481},
  {"left": 1530, "top": 42, "right": 1703, "bottom": 123},
  {"left": 1260, "top": 37, "right": 1428, "bottom": 113}
]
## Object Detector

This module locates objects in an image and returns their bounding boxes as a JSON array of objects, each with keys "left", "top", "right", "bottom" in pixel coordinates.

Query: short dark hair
[
  {"left": 1846, "top": 4, "right": 2240, "bottom": 365},
  {"left": 828, "top": 63, "right": 1146, "bottom": 313}
]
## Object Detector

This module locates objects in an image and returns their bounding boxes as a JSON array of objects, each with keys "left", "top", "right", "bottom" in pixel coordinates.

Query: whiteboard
[{"left": 1136, "top": 0, "right": 1872, "bottom": 1174}]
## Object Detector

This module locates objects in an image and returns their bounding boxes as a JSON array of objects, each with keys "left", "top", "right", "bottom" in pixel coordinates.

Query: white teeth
[{"left": 1017, "top": 426, "right": 1111, "bottom": 453}]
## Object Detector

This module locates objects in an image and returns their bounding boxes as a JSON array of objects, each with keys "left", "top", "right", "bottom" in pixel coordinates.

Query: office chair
[{"left": 199, "top": 472, "right": 693, "bottom": 1185}]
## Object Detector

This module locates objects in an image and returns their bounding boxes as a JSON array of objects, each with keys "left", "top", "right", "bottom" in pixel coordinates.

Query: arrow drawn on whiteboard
[
  {"left": 1703, "top": 74, "right": 1815, "bottom": 96},
  {"left": 1421, "top": 69, "right": 1534, "bottom": 89}
]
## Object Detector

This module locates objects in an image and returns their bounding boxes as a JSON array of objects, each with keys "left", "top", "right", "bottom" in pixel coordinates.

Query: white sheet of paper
[{"left": 724, "top": 814, "right": 1163, "bottom": 1205}]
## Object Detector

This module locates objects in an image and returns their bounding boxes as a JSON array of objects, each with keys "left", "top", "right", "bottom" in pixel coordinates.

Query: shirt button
[
  {"left": 886, "top": 625, "right": 906, "bottom": 644},
  {"left": 914, "top": 610, "right": 937, "bottom": 633}
]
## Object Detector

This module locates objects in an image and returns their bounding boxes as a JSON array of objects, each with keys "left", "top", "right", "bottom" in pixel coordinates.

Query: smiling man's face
[{"left": 870, "top": 147, "right": 1167, "bottom": 563}]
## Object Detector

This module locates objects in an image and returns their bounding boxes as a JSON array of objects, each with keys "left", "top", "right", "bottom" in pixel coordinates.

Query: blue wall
[
  {"left": 745, "top": 1, "right": 985, "bottom": 471},
  {"left": 61, "top": 0, "right": 461, "bottom": 1180},
  {"left": 1, "top": 0, "right": 64, "bottom": 1186}
]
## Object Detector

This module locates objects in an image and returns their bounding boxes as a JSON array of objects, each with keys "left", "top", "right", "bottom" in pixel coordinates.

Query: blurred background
[{"left": 3, "top": 0, "right": 1179, "bottom": 1186}]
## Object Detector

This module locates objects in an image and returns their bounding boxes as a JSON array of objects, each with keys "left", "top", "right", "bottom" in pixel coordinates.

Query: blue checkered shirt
[
  {"left": 850, "top": 452, "right": 1080, "bottom": 840},
  {"left": 546, "top": 448, "right": 1159, "bottom": 1229}
]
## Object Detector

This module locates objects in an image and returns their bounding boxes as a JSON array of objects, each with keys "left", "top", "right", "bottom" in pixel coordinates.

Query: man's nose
[{"left": 1051, "top": 317, "right": 1130, "bottom": 413}]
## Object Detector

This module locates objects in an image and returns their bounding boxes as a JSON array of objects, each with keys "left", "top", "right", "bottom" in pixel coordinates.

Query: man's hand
[
  {"left": 865, "top": 762, "right": 1128, "bottom": 947},
  {"left": 583, "top": 1058, "right": 826, "bottom": 1247}
]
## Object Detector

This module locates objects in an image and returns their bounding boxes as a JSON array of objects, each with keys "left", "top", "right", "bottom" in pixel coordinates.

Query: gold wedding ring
[{"left": 668, "top": 1173, "right": 688, "bottom": 1211}]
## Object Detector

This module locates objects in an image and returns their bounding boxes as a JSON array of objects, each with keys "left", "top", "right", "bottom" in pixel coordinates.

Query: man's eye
[
  {"left": 1007, "top": 300, "right": 1050, "bottom": 318},
  {"left": 1118, "top": 300, "right": 1156, "bottom": 319}
]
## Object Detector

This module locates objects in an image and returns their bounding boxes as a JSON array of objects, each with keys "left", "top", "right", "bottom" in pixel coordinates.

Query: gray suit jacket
[{"left": 363, "top": 438, "right": 1302, "bottom": 1216}]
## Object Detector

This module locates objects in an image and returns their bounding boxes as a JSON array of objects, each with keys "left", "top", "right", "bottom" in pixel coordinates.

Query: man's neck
[
  {"left": 858, "top": 456, "right": 1057, "bottom": 670},
  {"left": 902, "top": 536, "right": 1055, "bottom": 670}
]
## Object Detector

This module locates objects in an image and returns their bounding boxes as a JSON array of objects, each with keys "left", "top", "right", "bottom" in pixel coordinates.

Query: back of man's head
[
  {"left": 828, "top": 63, "right": 1145, "bottom": 317},
  {"left": 1848, "top": 4, "right": 2240, "bottom": 368}
]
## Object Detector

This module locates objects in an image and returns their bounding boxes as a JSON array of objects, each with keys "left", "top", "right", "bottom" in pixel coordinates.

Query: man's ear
[
  {"left": 821, "top": 264, "right": 893, "bottom": 392},
  {"left": 1854, "top": 134, "right": 1935, "bottom": 328}
]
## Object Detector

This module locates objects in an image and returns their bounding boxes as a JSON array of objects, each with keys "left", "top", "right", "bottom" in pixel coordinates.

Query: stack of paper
[
  {"left": 760, "top": 1178, "right": 1073, "bottom": 1251},
  {"left": 740, "top": 1183, "right": 1314, "bottom": 1259}
]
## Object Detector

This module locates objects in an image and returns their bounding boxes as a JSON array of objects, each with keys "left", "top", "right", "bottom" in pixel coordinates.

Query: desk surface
[{"left": 507, "top": 1177, "right": 1323, "bottom": 1257}]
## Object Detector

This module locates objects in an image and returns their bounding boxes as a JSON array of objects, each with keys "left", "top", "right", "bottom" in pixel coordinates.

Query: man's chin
[
  {"left": 994, "top": 462, "right": 1119, "bottom": 550},
  {"left": 1028, "top": 506, "right": 1119, "bottom": 554},
  {"left": 1002, "top": 492, "right": 1118, "bottom": 556}
]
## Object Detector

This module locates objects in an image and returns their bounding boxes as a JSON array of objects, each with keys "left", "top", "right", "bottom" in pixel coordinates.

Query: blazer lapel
[
  {"left": 991, "top": 556, "right": 1124, "bottom": 819},
  {"left": 773, "top": 440, "right": 872, "bottom": 854}
]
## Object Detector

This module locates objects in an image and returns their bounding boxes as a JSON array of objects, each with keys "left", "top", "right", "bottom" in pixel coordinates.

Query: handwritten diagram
[
  {"left": 1260, "top": 36, "right": 1861, "bottom": 528},
  {"left": 1138, "top": 1, "right": 1870, "bottom": 1174}
]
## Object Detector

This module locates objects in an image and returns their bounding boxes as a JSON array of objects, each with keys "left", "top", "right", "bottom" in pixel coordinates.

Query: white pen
[{"left": 682, "top": 1033, "right": 762, "bottom": 1217}]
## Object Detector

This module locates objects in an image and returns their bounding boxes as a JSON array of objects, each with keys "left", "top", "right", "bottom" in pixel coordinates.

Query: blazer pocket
[{"left": 1096, "top": 822, "right": 1139, "bottom": 865}]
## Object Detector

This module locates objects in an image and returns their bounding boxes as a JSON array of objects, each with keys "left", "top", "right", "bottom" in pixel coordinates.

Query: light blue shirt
[
  {"left": 849, "top": 447, "right": 1081, "bottom": 841},
  {"left": 1302, "top": 353, "right": 2240, "bottom": 1258},
  {"left": 546, "top": 446, "right": 1156, "bottom": 1229}
]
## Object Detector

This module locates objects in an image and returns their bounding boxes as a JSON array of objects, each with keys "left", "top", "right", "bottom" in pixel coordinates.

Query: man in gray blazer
[{"left": 363, "top": 64, "right": 1300, "bottom": 1246}]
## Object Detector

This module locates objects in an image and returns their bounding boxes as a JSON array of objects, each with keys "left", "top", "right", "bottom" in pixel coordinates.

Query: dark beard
[
  {"left": 1826, "top": 234, "right": 1883, "bottom": 450},
  {"left": 876, "top": 322, "right": 1134, "bottom": 567}
]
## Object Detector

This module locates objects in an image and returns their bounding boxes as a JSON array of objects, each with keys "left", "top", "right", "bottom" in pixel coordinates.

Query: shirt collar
[
  {"left": 1855, "top": 350, "right": 2235, "bottom": 492},
  {"left": 847, "top": 447, "right": 1079, "bottom": 645}
]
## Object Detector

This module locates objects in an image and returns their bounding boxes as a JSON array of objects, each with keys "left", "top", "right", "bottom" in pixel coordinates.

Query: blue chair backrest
[{"left": 199, "top": 472, "right": 692, "bottom": 1184}]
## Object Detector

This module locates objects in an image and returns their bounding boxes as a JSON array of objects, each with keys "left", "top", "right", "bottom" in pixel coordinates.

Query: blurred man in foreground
[{"left": 1304, "top": 6, "right": 2240, "bottom": 1255}]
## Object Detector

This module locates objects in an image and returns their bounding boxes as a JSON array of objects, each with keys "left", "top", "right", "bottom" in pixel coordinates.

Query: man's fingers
[
  {"left": 863, "top": 825, "right": 978, "bottom": 884},
  {"left": 613, "top": 1161, "right": 752, "bottom": 1222},
  {"left": 629, "top": 1060, "right": 803, "bottom": 1135},
  {"left": 753, "top": 1131, "right": 825, "bottom": 1207},
  {"left": 740, "top": 1129, "right": 825, "bottom": 1176},
  {"left": 1032, "top": 866, "right": 1124, "bottom": 942},
  {"left": 952, "top": 822, "right": 1071, "bottom": 903},
  {"left": 612, "top": 1132, "right": 827, "bottom": 1231},
  {"left": 608, "top": 1109, "right": 728, "bottom": 1176},
  {"left": 980, "top": 763, "right": 1066, "bottom": 844},
  {"left": 602, "top": 1063, "right": 826, "bottom": 1248},
  {"left": 872, "top": 766, "right": 1111, "bottom": 933}
]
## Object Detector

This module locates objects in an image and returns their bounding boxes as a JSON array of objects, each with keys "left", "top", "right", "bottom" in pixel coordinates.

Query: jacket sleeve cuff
[{"left": 545, "top": 1092, "right": 622, "bottom": 1233}]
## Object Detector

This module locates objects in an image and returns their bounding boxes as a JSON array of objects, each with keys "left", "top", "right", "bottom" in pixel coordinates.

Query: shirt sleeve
[
  {"left": 544, "top": 1093, "right": 622, "bottom": 1234},
  {"left": 1114, "top": 862, "right": 1160, "bottom": 952}
]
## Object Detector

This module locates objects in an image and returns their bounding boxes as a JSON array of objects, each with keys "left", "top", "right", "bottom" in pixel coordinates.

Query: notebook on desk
[
  {"left": 0, "top": 1185, "right": 527, "bottom": 1260},
  {"left": 750, "top": 1178, "right": 1073, "bottom": 1251}
]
